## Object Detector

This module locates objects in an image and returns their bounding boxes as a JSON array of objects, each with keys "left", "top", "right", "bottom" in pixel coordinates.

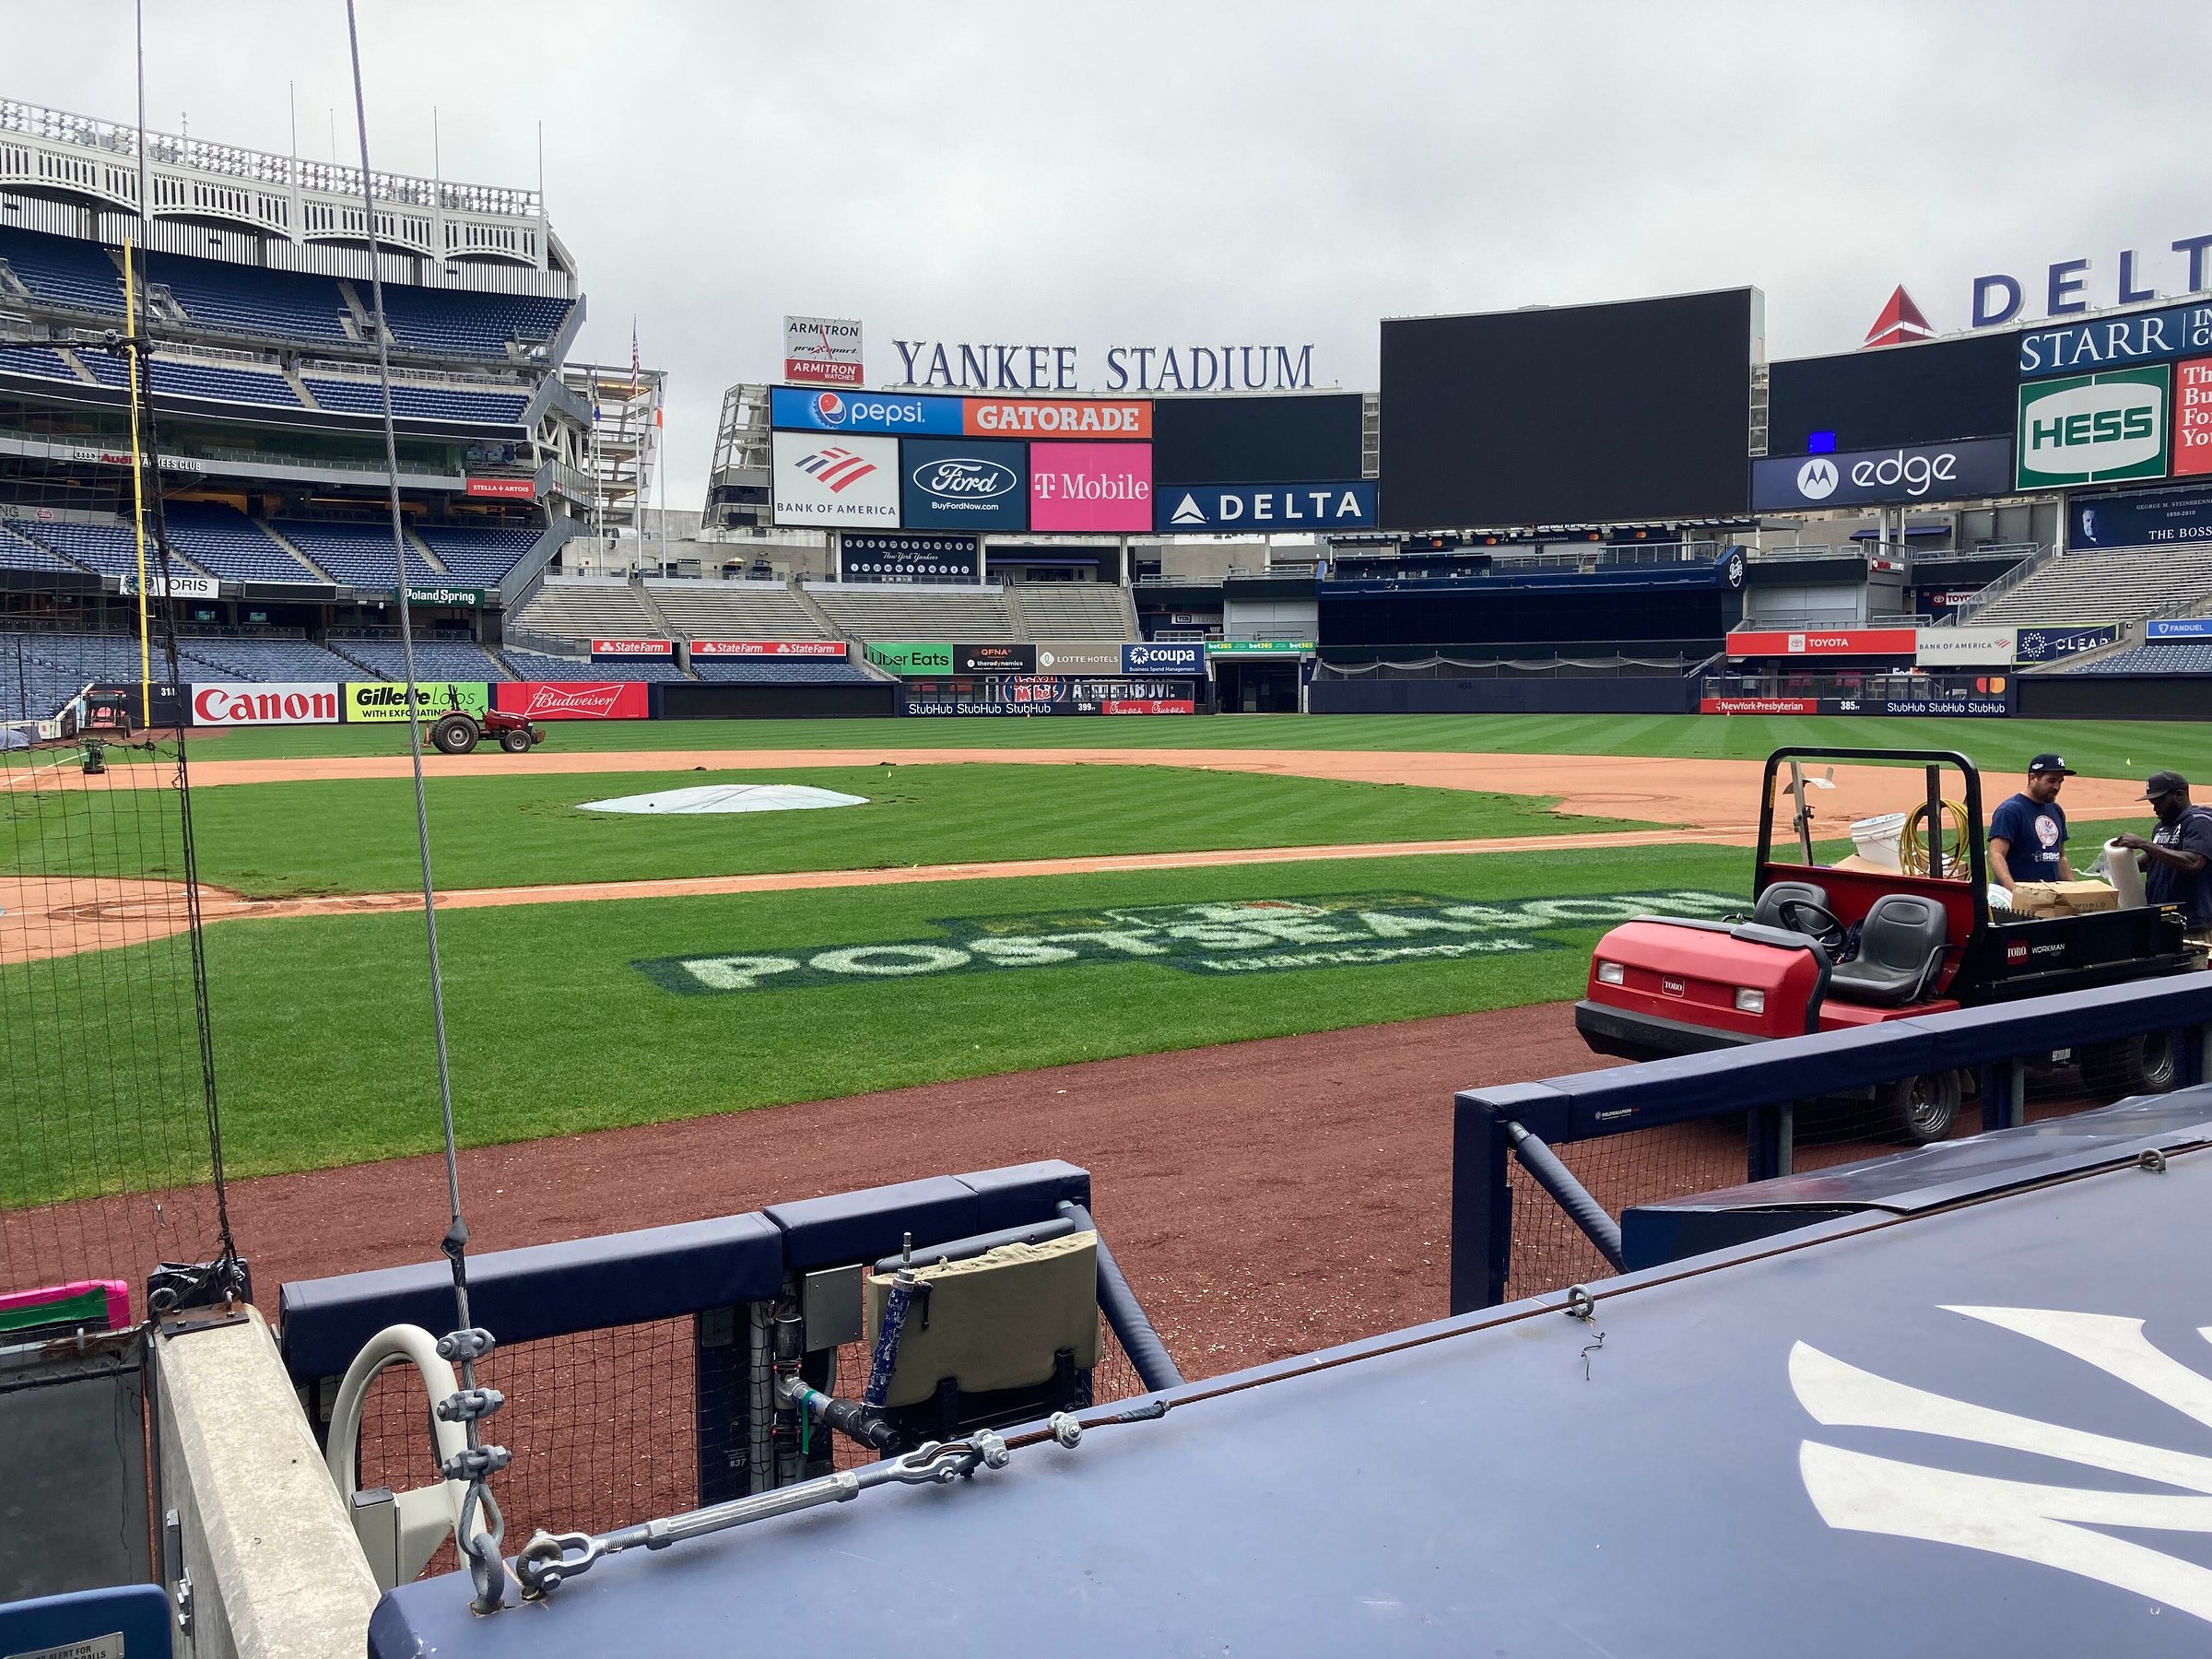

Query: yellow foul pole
[{"left": 124, "top": 240, "right": 152, "bottom": 727}]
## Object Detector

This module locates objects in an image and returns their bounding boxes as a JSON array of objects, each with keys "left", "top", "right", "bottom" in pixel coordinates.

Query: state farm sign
[
  {"left": 589, "top": 638, "right": 673, "bottom": 657},
  {"left": 688, "top": 640, "right": 849, "bottom": 657},
  {"left": 190, "top": 682, "right": 340, "bottom": 725},
  {"left": 493, "top": 681, "right": 651, "bottom": 720}
]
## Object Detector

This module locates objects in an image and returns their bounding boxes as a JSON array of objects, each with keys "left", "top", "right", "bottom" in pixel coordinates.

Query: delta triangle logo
[
  {"left": 1170, "top": 493, "right": 1207, "bottom": 526},
  {"left": 1864, "top": 285, "right": 1936, "bottom": 349}
]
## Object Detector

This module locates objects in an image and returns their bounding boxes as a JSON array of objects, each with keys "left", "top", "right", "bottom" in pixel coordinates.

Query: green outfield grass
[
  {"left": 129, "top": 712, "right": 2212, "bottom": 780},
  {"left": 4, "top": 765, "right": 1639, "bottom": 898},
  {"left": 0, "top": 842, "right": 1747, "bottom": 1199}
]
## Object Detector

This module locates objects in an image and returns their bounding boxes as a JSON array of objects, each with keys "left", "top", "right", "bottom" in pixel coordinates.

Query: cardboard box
[{"left": 2008, "top": 880, "right": 2119, "bottom": 918}]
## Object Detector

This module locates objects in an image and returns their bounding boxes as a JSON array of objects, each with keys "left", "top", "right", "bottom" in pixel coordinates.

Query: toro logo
[
  {"left": 912, "top": 456, "right": 1017, "bottom": 501},
  {"left": 794, "top": 446, "right": 879, "bottom": 492},
  {"left": 2006, "top": 942, "right": 2030, "bottom": 965},
  {"left": 1661, "top": 975, "right": 1687, "bottom": 997}
]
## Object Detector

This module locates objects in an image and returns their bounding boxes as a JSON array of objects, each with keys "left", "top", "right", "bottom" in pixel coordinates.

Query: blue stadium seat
[
  {"left": 0, "top": 345, "right": 82, "bottom": 382},
  {"left": 0, "top": 229, "right": 124, "bottom": 315},
  {"left": 6, "top": 516, "right": 204, "bottom": 582},
  {"left": 413, "top": 524, "right": 540, "bottom": 584},
  {"left": 160, "top": 502, "right": 324, "bottom": 584},
  {"left": 375, "top": 286, "right": 572, "bottom": 359},
  {"left": 2070, "top": 641, "right": 2212, "bottom": 674},
  {"left": 147, "top": 359, "right": 301, "bottom": 408},
  {"left": 143, "top": 255, "right": 351, "bottom": 344},
  {"left": 302, "top": 377, "right": 528, "bottom": 424},
  {"left": 500, "top": 648, "right": 686, "bottom": 682},
  {"left": 0, "top": 524, "right": 88, "bottom": 575},
  {"left": 269, "top": 520, "right": 438, "bottom": 586},
  {"left": 689, "top": 658, "right": 874, "bottom": 684},
  {"left": 172, "top": 636, "right": 359, "bottom": 681},
  {"left": 333, "top": 639, "right": 510, "bottom": 681}
]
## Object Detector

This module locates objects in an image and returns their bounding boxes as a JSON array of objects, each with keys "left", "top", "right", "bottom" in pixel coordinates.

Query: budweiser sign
[
  {"left": 589, "top": 638, "right": 672, "bottom": 657},
  {"left": 494, "top": 680, "right": 651, "bottom": 720}
]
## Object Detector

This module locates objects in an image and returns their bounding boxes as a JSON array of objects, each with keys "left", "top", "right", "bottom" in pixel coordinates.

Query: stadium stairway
[
  {"left": 1006, "top": 582, "right": 1141, "bottom": 641},
  {"left": 788, "top": 581, "right": 844, "bottom": 641},
  {"left": 1965, "top": 544, "right": 2212, "bottom": 628}
]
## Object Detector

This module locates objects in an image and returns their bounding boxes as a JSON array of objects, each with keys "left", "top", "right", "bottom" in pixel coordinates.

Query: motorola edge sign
[{"left": 1751, "top": 438, "right": 2014, "bottom": 510}]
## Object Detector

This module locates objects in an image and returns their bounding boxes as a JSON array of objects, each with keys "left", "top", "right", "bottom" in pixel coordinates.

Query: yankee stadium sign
[{"left": 890, "top": 339, "right": 1316, "bottom": 394}]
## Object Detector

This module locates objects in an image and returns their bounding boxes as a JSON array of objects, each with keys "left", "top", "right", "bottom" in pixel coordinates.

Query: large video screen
[
  {"left": 1767, "top": 332, "right": 2019, "bottom": 455},
  {"left": 1380, "top": 288, "right": 1756, "bottom": 528},
  {"left": 1152, "top": 394, "right": 1365, "bottom": 484}
]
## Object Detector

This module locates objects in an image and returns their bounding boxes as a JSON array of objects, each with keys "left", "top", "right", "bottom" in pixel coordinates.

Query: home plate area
[{"left": 579, "top": 783, "right": 870, "bottom": 814}]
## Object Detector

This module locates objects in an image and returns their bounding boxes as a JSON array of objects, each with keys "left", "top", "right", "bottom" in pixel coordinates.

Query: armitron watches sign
[{"left": 2017, "top": 366, "right": 2171, "bottom": 488}]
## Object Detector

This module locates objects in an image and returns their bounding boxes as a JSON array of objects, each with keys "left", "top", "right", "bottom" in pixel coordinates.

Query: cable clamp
[
  {"left": 437, "top": 1327, "right": 496, "bottom": 1363},
  {"left": 436, "top": 1387, "right": 505, "bottom": 1423},
  {"left": 441, "top": 1444, "right": 511, "bottom": 1482}
]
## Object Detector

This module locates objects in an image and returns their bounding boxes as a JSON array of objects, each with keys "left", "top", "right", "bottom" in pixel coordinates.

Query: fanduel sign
[
  {"left": 889, "top": 340, "right": 1315, "bottom": 393},
  {"left": 1751, "top": 440, "right": 2013, "bottom": 510},
  {"left": 1156, "top": 480, "right": 1378, "bottom": 533}
]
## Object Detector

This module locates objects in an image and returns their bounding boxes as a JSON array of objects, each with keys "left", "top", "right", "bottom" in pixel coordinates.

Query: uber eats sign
[{"left": 2017, "top": 365, "right": 2171, "bottom": 488}]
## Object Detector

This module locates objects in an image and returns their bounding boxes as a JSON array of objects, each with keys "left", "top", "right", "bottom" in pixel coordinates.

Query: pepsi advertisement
[
  {"left": 771, "top": 385, "right": 963, "bottom": 435},
  {"left": 900, "top": 438, "right": 1029, "bottom": 530}
]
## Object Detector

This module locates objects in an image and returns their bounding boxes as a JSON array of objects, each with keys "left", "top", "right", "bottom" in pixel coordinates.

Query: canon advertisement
[
  {"left": 840, "top": 532, "right": 980, "bottom": 584},
  {"left": 189, "top": 682, "right": 340, "bottom": 726},
  {"left": 1750, "top": 439, "right": 2013, "bottom": 511}
]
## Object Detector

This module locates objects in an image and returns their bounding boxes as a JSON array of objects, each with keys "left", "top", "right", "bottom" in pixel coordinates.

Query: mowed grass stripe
[
  {"left": 0, "top": 844, "right": 1747, "bottom": 1198},
  {"left": 4, "top": 764, "right": 1635, "bottom": 899},
  {"left": 141, "top": 712, "right": 2212, "bottom": 780}
]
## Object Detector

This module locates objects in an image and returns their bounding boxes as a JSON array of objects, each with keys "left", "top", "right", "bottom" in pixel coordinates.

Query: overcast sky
[{"left": 13, "top": 1, "right": 2210, "bottom": 506}]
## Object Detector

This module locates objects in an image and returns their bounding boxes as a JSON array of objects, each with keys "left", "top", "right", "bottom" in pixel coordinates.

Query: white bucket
[
  {"left": 2104, "top": 841, "right": 2147, "bottom": 909},
  {"left": 1851, "top": 812, "right": 1907, "bottom": 872}
]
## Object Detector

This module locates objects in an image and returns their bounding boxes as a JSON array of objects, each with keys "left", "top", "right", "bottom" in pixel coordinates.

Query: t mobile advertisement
[{"left": 1030, "top": 442, "right": 1153, "bottom": 532}]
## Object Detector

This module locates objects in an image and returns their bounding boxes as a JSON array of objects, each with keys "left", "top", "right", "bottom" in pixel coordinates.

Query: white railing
[{"left": 1951, "top": 544, "right": 2058, "bottom": 626}]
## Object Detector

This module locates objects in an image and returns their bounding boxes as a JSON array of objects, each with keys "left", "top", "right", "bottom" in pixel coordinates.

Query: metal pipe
[
  {"left": 1504, "top": 1123, "right": 1626, "bottom": 1272},
  {"left": 1058, "top": 1201, "right": 1183, "bottom": 1392},
  {"left": 872, "top": 1216, "right": 1075, "bottom": 1274}
]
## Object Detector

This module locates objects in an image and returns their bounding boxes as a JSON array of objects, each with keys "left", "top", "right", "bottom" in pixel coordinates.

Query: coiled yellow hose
[{"left": 1899, "top": 799, "right": 1975, "bottom": 879}]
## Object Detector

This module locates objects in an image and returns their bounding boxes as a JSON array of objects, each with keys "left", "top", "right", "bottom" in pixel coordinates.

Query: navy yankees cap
[{"left": 2028, "top": 753, "right": 2075, "bottom": 776}]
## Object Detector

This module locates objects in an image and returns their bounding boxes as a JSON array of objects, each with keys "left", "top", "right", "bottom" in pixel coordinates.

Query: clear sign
[
  {"left": 783, "top": 315, "right": 864, "bottom": 387},
  {"left": 1154, "top": 480, "right": 1378, "bottom": 533},
  {"left": 771, "top": 430, "right": 901, "bottom": 527},
  {"left": 2016, "top": 366, "right": 2171, "bottom": 488},
  {"left": 2014, "top": 623, "right": 2119, "bottom": 663}
]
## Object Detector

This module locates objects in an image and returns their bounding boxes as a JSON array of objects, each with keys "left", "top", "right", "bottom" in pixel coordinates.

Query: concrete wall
[
  {"left": 156, "top": 1309, "right": 380, "bottom": 1659},
  {"left": 1308, "top": 676, "right": 1697, "bottom": 715}
]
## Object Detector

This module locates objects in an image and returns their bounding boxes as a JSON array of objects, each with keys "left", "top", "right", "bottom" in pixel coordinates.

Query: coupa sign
[
  {"left": 1752, "top": 439, "right": 2013, "bottom": 510},
  {"left": 2016, "top": 367, "right": 2170, "bottom": 488},
  {"left": 189, "top": 682, "right": 339, "bottom": 726},
  {"left": 634, "top": 889, "right": 1745, "bottom": 994}
]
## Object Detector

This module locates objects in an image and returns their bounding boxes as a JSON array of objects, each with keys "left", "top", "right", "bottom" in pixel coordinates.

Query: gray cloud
[{"left": 12, "top": 1, "right": 2209, "bottom": 504}]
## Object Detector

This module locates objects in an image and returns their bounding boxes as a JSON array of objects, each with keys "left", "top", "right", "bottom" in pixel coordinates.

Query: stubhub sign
[
  {"left": 1155, "top": 480, "right": 1378, "bottom": 534},
  {"left": 769, "top": 386, "right": 962, "bottom": 435}
]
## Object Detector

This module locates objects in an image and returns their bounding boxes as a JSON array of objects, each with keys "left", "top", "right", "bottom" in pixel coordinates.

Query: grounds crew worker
[
  {"left": 1987, "top": 753, "right": 2075, "bottom": 892},
  {"left": 2113, "top": 771, "right": 2212, "bottom": 946}
]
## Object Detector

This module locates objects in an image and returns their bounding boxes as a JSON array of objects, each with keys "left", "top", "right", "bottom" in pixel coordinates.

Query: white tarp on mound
[{"left": 581, "top": 784, "right": 869, "bottom": 815}]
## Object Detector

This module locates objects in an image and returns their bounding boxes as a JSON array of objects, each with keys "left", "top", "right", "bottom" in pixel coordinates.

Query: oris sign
[
  {"left": 1751, "top": 438, "right": 2013, "bottom": 510},
  {"left": 189, "top": 682, "right": 339, "bottom": 725}
]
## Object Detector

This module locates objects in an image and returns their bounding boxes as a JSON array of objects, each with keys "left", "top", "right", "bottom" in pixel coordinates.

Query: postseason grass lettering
[{"left": 638, "top": 889, "right": 1743, "bottom": 994}]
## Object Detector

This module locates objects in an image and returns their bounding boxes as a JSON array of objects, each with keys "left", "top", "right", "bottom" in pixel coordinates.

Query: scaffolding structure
[
  {"left": 703, "top": 382, "right": 772, "bottom": 532},
  {"left": 561, "top": 360, "right": 665, "bottom": 536}
]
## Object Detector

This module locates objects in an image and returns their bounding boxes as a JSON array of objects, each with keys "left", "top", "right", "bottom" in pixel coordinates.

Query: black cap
[
  {"left": 2028, "top": 753, "right": 2075, "bottom": 776},
  {"left": 2141, "top": 770, "right": 2190, "bottom": 800}
]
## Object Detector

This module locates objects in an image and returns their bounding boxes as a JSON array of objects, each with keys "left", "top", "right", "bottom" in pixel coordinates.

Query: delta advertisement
[
  {"left": 493, "top": 681, "right": 653, "bottom": 720},
  {"left": 1155, "top": 480, "right": 1377, "bottom": 532},
  {"left": 344, "top": 682, "right": 488, "bottom": 723}
]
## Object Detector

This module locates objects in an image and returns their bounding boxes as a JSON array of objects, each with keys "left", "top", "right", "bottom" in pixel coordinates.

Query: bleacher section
[
  {"left": 2064, "top": 641, "right": 2212, "bottom": 675},
  {"left": 302, "top": 377, "right": 529, "bottom": 424},
  {"left": 512, "top": 582, "right": 660, "bottom": 641},
  {"left": 332, "top": 639, "right": 512, "bottom": 681},
  {"left": 500, "top": 646, "right": 687, "bottom": 682},
  {"left": 6, "top": 516, "right": 207, "bottom": 582},
  {"left": 0, "top": 524, "right": 85, "bottom": 575},
  {"left": 144, "top": 256, "right": 351, "bottom": 344},
  {"left": 0, "top": 345, "right": 80, "bottom": 382},
  {"left": 689, "top": 657, "right": 872, "bottom": 684},
  {"left": 1008, "top": 582, "right": 1139, "bottom": 640},
  {"left": 173, "top": 636, "right": 359, "bottom": 681},
  {"left": 643, "top": 582, "right": 829, "bottom": 641},
  {"left": 271, "top": 520, "right": 438, "bottom": 585},
  {"left": 375, "top": 286, "right": 572, "bottom": 359},
  {"left": 413, "top": 525, "right": 540, "bottom": 585},
  {"left": 148, "top": 359, "right": 302, "bottom": 408},
  {"left": 0, "top": 229, "right": 123, "bottom": 314},
  {"left": 161, "top": 502, "right": 324, "bottom": 585},
  {"left": 807, "top": 585, "right": 1017, "bottom": 642},
  {"left": 0, "top": 632, "right": 144, "bottom": 721},
  {"left": 1967, "top": 546, "right": 2212, "bottom": 628}
]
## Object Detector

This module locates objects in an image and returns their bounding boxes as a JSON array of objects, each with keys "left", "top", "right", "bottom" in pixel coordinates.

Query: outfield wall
[
  {"left": 1308, "top": 677, "right": 1698, "bottom": 715},
  {"left": 2016, "top": 675, "right": 2212, "bottom": 723}
]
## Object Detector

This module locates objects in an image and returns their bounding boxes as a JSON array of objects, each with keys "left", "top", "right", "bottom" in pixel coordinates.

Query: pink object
[
  {"left": 1029, "top": 442, "right": 1153, "bottom": 532},
  {"left": 0, "top": 1278, "right": 130, "bottom": 1330}
]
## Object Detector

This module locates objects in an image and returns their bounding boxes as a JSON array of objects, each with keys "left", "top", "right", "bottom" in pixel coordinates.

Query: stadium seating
[
  {"left": 143, "top": 256, "right": 351, "bottom": 345},
  {"left": 1007, "top": 582, "right": 1140, "bottom": 640},
  {"left": 806, "top": 585, "right": 1017, "bottom": 642},
  {"left": 688, "top": 657, "right": 873, "bottom": 683},
  {"left": 160, "top": 502, "right": 327, "bottom": 584},
  {"left": 330, "top": 639, "right": 511, "bottom": 681},
  {"left": 413, "top": 524, "right": 540, "bottom": 585},
  {"left": 147, "top": 359, "right": 301, "bottom": 408},
  {"left": 172, "top": 635, "right": 360, "bottom": 681},
  {"left": 1965, "top": 545, "right": 2212, "bottom": 627},
  {"left": 75, "top": 349, "right": 130, "bottom": 387},
  {"left": 2063, "top": 641, "right": 2212, "bottom": 675},
  {"left": 499, "top": 646, "right": 687, "bottom": 682},
  {"left": 270, "top": 520, "right": 439, "bottom": 585},
  {"left": 374, "top": 286, "right": 572, "bottom": 359},
  {"left": 0, "top": 345, "right": 81, "bottom": 382},
  {"left": 302, "top": 377, "right": 529, "bottom": 424},
  {"left": 511, "top": 582, "right": 661, "bottom": 641},
  {"left": 0, "top": 229, "right": 124, "bottom": 315},
  {"left": 0, "top": 524, "right": 87, "bottom": 574},
  {"left": 642, "top": 582, "right": 830, "bottom": 640},
  {"left": 6, "top": 516, "right": 208, "bottom": 582}
]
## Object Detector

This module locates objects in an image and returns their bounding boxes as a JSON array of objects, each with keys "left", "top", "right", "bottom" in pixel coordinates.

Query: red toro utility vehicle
[
  {"left": 1574, "top": 747, "right": 2194, "bottom": 1141},
  {"left": 429, "top": 704, "right": 542, "bottom": 755}
]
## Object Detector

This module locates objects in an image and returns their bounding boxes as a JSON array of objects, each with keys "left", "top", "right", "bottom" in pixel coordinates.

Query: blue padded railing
[{"left": 1450, "top": 972, "right": 2212, "bottom": 1312}]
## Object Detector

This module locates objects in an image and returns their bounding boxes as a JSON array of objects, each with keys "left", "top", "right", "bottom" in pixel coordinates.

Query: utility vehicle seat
[
  {"left": 1826, "top": 894, "right": 1948, "bottom": 1006},
  {"left": 1752, "top": 880, "right": 1830, "bottom": 935}
]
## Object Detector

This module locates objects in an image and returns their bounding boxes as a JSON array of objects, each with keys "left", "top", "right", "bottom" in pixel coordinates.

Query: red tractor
[
  {"left": 429, "top": 704, "right": 542, "bottom": 755},
  {"left": 1574, "top": 747, "right": 2195, "bottom": 1142}
]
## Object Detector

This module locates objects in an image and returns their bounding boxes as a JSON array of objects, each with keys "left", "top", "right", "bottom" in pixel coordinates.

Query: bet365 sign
[{"left": 2016, "top": 365, "right": 2171, "bottom": 488}]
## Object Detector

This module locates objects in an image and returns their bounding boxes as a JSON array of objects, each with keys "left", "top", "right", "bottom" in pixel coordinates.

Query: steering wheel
[{"left": 1776, "top": 898, "right": 1847, "bottom": 955}]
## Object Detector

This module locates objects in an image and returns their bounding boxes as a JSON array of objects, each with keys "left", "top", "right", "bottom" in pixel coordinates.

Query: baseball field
[{"left": 2, "top": 710, "right": 2196, "bottom": 1370}]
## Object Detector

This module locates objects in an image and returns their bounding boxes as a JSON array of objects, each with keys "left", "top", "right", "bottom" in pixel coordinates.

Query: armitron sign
[
  {"left": 783, "top": 315, "right": 863, "bottom": 387},
  {"left": 190, "top": 682, "right": 339, "bottom": 725}
]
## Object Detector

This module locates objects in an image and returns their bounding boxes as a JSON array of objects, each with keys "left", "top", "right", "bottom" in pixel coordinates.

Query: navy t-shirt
[
  {"left": 2146, "top": 806, "right": 2212, "bottom": 931},
  {"left": 1989, "top": 794, "right": 2067, "bottom": 882}
]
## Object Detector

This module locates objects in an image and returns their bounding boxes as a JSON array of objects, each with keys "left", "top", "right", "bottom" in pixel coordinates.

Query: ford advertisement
[{"left": 900, "top": 438, "right": 1029, "bottom": 530}]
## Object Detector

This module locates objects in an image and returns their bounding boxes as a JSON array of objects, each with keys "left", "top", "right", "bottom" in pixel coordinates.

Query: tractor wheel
[
  {"left": 2078, "top": 1032, "right": 2178, "bottom": 1104},
  {"left": 1881, "top": 1070, "right": 1961, "bottom": 1146},
  {"left": 430, "top": 713, "right": 479, "bottom": 755},
  {"left": 500, "top": 726, "right": 532, "bottom": 753}
]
